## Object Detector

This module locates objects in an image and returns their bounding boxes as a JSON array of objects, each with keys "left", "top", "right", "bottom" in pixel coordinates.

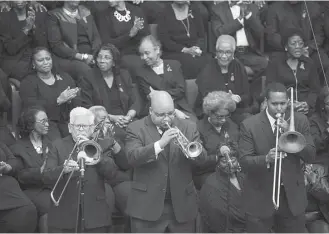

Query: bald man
[{"left": 125, "top": 91, "right": 208, "bottom": 233}]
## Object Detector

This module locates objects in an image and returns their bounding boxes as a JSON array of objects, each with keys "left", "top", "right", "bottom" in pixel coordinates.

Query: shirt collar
[{"left": 266, "top": 108, "right": 277, "bottom": 130}]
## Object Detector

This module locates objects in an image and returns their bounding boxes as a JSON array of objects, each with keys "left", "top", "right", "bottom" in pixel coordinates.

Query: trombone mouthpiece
[{"left": 275, "top": 113, "right": 282, "bottom": 119}]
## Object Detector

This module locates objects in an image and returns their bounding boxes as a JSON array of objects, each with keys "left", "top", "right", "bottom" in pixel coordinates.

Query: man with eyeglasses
[
  {"left": 125, "top": 90, "right": 208, "bottom": 233},
  {"left": 42, "top": 107, "right": 129, "bottom": 233}
]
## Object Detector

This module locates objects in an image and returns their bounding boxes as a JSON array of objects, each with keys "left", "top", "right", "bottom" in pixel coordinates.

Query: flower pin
[
  {"left": 118, "top": 84, "right": 124, "bottom": 92},
  {"left": 56, "top": 74, "right": 63, "bottom": 81},
  {"left": 224, "top": 131, "right": 229, "bottom": 140},
  {"left": 45, "top": 147, "right": 49, "bottom": 154},
  {"left": 230, "top": 73, "right": 234, "bottom": 82},
  {"left": 300, "top": 62, "right": 305, "bottom": 70},
  {"left": 167, "top": 64, "right": 172, "bottom": 72},
  {"left": 188, "top": 10, "right": 194, "bottom": 18},
  {"left": 302, "top": 11, "right": 306, "bottom": 19}
]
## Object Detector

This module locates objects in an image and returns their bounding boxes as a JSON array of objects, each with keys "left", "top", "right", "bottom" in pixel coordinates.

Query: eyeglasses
[
  {"left": 211, "top": 113, "right": 231, "bottom": 120},
  {"left": 35, "top": 119, "right": 49, "bottom": 125},
  {"left": 97, "top": 55, "right": 113, "bottom": 61},
  {"left": 152, "top": 110, "right": 176, "bottom": 118},
  {"left": 288, "top": 40, "right": 304, "bottom": 47},
  {"left": 216, "top": 50, "right": 234, "bottom": 57},
  {"left": 70, "top": 124, "right": 93, "bottom": 130}
]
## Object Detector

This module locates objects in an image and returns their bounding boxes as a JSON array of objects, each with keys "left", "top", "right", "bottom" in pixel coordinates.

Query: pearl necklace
[{"left": 114, "top": 9, "right": 131, "bottom": 22}]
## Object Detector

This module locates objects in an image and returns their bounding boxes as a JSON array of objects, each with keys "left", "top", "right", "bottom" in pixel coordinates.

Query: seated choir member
[
  {"left": 239, "top": 82, "right": 316, "bottom": 232},
  {"left": 157, "top": 0, "right": 210, "bottom": 80},
  {"left": 20, "top": 47, "right": 81, "bottom": 140},
  {"left": 89, "top": 105, "right": 131, "bottom": 215},
  {"left": 195, "top": 35, "right": 251, "bottom": 123},
  {"left": 194, "top": 91, "right": 239, "bottom": 190},
  {"left": 0, "top": 141, "right": 38, "bottom": 232},
  {"left": 47, "top": 0, "right": 101, "bottom": 82},
  {"left": 124, "top": 90, "right": 209, "bottom": 233},
  {"left": 80, "top": 43, "right": 139, "bottom": 145},
  {"left": 42, "top": 107, "right": 129, "bottom": 233},
  {"left": 0, "top": 0, "right": 48, "bottom": 81},
  {"left": 136, "top": 35, "right": 196, "bottom": 121},
  {"left": 266, "top": 27, "right": 320, "bottom": 115},
  {"left": 10, "top": 106, "right": 52, "bottom": 233}
]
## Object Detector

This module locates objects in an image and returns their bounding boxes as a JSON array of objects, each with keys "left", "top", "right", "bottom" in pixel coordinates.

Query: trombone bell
[{"left": 278, "top": 131, "right": 306, "bottom": 154}]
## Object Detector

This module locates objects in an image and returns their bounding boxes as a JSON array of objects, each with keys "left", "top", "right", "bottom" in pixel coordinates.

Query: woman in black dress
[
  {"left": 10, "top": 106, "right": 52, "bottom": 233},
  {"left": 20, "top": 47, "right": 81, "bottom": 140}
]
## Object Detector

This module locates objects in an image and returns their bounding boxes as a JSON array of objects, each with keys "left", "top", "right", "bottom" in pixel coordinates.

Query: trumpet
[
  {"left": 164, "top": 122, "right": 203, "bottom": 159},
  {"left": 50, "top": 119, "right": 108, "bottom": 206},
  {"left": 272, "top": 87, "right": 306, "bottom": 209}
]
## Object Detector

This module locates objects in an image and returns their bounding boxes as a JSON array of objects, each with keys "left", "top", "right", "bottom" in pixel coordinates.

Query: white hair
[
  {"left": 216, "top": 35, "right": 236, "bottom": 52},
  {"left": 89, "top": 106, "right": 107, "bottom": 123},
  {"left": 69, "top": 107, "right": 95, "bottom": 125}
]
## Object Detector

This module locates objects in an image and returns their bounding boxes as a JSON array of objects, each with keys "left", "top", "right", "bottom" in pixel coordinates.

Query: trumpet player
[
  {"left": 239, "top": 82, "right": 316, "bottom": 233},
  {"left": 125, "top": 91, "right": 208, "bottom": 233},
  {"left": 42, "top": 107, "right": 129, "bottom": 233}
]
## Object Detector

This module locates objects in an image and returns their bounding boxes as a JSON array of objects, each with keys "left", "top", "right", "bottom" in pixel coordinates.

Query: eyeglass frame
[
  {"left": 35, "top": 119, "right": 49, "bottom": 125},
  {"left": 152, "top": 110, "right": 176, "bottom": 118},
  {"left": 210, "top": 112, "right": 231, "bottom": 120},
  {"left": 216, "top": 50, "right": 234, "bottom": 57},
  {"left": 69, "top": 123, "right": 94, "bottom": 130}
]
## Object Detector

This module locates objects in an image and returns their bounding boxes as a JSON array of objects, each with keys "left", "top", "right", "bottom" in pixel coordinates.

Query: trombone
[
  {"left": 272, "top": 87, "right": 306, "bottom": 209},
  {"left": 50, "top": 120, "right": 107, "bottom": 206},
  {"left": 164, "top": 122, "right": 203, "bottom": 159}
]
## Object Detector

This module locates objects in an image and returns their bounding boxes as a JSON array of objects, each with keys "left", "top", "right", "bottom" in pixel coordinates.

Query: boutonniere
[
  {"left": 300, "top": 62, "right": 305, "bottom": 70},
  {"left": 55, "top": 74, "right": 63, "bottom": 81},
  {"left": 302, "top": 10, "right": 306, "bottom": 19},
  {"left": 224, "top": 131, "right": 230, "bottom": 140},
  {"left": 83, "top": 17, "right": 87, "bottom": 23},
  {"left": 188, "top": 9, "right": 194, "bottom": 18},
  {"left": 45, "top": 147, "right": 49, "bottom": 154},
  {"left": 167, "top": 64, "right": 172, "bottom": 72},
  {"left": 230, "top": 73, "right": 234, "bottom": 82}
]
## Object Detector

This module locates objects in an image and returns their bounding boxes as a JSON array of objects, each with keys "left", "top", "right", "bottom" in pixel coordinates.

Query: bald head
[{"left": 150, "top": 91, "right": 174, "bottom": 111}]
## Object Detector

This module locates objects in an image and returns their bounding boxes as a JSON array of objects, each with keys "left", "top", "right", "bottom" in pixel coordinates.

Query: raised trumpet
[
  {"left": 164, "top": 122, "right": 203, "bottom": 159},
  {"left": 272, "top": 87, "right": 306, "bottom": 210}
]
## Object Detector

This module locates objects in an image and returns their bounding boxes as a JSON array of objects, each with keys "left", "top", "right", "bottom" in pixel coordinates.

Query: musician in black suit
[
  {"left": 0, "top": 142, "right": 38, "bottom": 232},
  {"left": 125, "top": 91, "right": 208, "bottom": 232},
  {"left": 239, "top": 82, "right": 316, "bottom": 232},
  {"left": 43, "top": 107, "right": 129, "bottom": 233}
]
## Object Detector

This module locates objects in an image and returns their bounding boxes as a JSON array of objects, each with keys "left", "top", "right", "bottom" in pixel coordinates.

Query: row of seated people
[
  {"left": 0, "top": 0, "right": 325, "bottom": 124},
  {"left": 1, "top": 81, "right": 329, "bottom": 233}
]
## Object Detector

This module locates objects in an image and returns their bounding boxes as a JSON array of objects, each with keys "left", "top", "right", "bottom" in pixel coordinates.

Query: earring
[
  {"left": 285, "top": 48, "right": 287, "bottom": 51},
  {"left": 32, "top": 65, "right": 35, "bottom": 69}
]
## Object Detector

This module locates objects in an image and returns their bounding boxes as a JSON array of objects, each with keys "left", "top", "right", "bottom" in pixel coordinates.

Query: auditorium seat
[
  {"left": 185, "top": 79, "right": 198, "bottom": 109},
  {"left": 9, "top": 78, "right": 21, "bottom": 139}
]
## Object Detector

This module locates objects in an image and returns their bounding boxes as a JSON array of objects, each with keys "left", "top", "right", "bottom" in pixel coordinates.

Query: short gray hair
[
  {"left": 89, "top": 106, "right": 107, "bottom": 124},
  {"left": 70, "top": 107, "right": 95, "bottom": 125},
  {"left": 203, "top": 91, "right": 236, "bottom": 116},
  {"left": 139, "top": 35, "right": 162, "bottom": 52},
  {"left": 216, "top": 35, "right": 236, "bottom": 52}
]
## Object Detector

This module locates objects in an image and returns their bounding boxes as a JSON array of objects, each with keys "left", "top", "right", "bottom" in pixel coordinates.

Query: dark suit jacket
[
  {"left": 238, "top": 110, "right": 316, "bottom": 218},
  {"left": 210, "top": 2, "right": 264, "bottom": 54},
  {"left": 309, "top": 114, "right": 329, "bottom": 165},
  {"left": 47, "top": 5, "right": 101, "bottom": 59},
  {"left": 124, "top": 116, "right": 208, "bottom": 222},
  {"left": 0, "top": 142, "right": 32, "bottom": 211},
  {"left": 10, "top": 137, "right": 52, "bottom": 190},
  {"left": 265, "top": 1, "right": 324, "bottom": 53},
  {"left": 0, "top": 9, "right": 48, "bottom": 76},
  {"left": 80, "top": 67, "right": 139, "bottom": 115},
  {"left": 135, "top": 59, "right": 192, "bottom": 116},
  {"left": 42, "top": 135, "right": 129, "bottom": 229}
]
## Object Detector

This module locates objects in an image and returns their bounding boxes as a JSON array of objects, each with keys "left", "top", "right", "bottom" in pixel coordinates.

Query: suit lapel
[
  {"left": 144, "top": 116, "right": 168, "bottom": 160},
  {"left": 141, "top": 64, "right": 165, "bottom": 90},
  {"left": 21, "top": 139, "right": 44, "bottom": 166},
  {"left": 259, "top": 111, "right": 276, "bottom": 148}
]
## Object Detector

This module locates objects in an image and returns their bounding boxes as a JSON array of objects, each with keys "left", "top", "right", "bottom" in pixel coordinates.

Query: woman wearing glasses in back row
[{"left": 195, "top": 35, "right": 252, "bottom": 124}]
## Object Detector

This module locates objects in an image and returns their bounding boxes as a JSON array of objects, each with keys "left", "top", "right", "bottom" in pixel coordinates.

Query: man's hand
[
  {"left": 277, "top": 117, "right": 289, "bottom": 133},
  {"left": 265, "top": 148, "right": 287, "bottom": 164},
  {"left": 158, "top": 128, "right": 179, "bottom": 149},
  {"left": 229, "top": 90, "right": 242, "bottom": 103},
  {"left": 0, "top": 161, "right": 12, "bottom": 174},
  {"left": 175, "top": 109, "right": 190, "bottom": 119},
  {"left": 302, "top": 46, "right": 309, "bottom": 57},
  {"left": 63, "top": 160, "right": 79, "bottom": 174},
  {"left": 0, "top": 2, "right": 10, "bottom": 12},
  {"left": 30, "top": 1, "right": 47, "bottom": 12}
]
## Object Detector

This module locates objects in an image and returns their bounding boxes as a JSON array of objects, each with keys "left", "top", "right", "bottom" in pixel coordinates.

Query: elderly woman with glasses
[
  {"left": 197, "top": 91, "right": 246, "bottom": 232},
  {"left": 10, "top": 106, "right": 52, "bottom": 233},
  {"left": 194, "top": 91, "right": 239, "bottom": 189},
  {"left": 266, "top": 27, "right": 321, "bottom": 115},
  {"left": 195, "top": 35, "right": 251, "bottom": 124}
]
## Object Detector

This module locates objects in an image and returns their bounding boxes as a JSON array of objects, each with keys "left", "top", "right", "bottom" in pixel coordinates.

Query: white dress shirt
[{"left": 230, "top": 4, "right": 251, "bottom": 47}]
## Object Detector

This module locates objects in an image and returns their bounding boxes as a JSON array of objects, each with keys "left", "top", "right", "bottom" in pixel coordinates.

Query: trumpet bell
[
  {"left": 278, "top": 131, "right": 306, "bottom": 154},
  {"left": 186, "top": 142, "right": 202, "bottom": 158}
]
